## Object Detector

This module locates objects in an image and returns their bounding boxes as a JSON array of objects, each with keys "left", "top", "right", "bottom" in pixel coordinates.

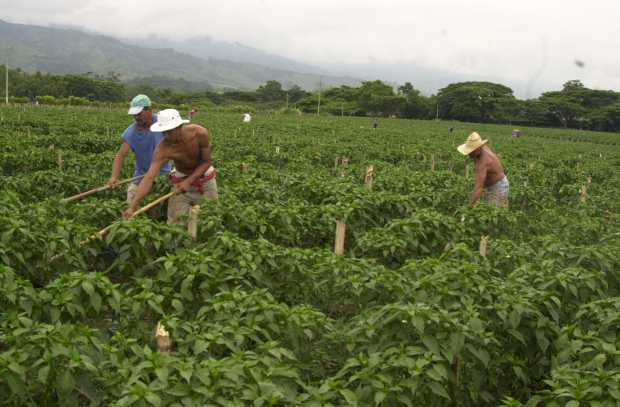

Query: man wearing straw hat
[
  {"left": 123, "top": 108, "right": 218, "bottom": 224},
  {"left": 457, "top": 132, "right": 509, "bottom": 208},
  {"left": 107, "top": 94, "right": 171, "bottom": 203}
]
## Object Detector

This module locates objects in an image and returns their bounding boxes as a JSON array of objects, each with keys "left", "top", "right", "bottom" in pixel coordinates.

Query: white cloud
[{"left": 1, "top": 0, "right": 620, "bottom": 94}]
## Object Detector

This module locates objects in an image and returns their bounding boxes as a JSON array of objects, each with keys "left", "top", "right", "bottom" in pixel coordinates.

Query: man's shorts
[
  {"left": 485, "top": 176, "right": 509, "bottom": 208},
  {"left": 167, "top": 169, "right": 218, "bottom": 225}
]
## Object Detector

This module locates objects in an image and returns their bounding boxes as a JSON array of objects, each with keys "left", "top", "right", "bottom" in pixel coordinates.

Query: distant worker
[
  {"left": 108, "top": 94, "right": 171, "bottom": 203},
  {"left": 188, "top": 107, "right": 198, "bottom": 122},
  {"left": 373, "top": 122, "right": 378, "bottom": 129},
  {"left": 243, "top": 113, "right": 252, "bottom": 123},
  {"left": 457, "top": 132, "right": 509, "bottom": 208},
  {"left": 511, "top": 129, "right": 521, "bottom": 138},
  {"left": 123, "top": 109, "right": 218, "bottom": 224}
]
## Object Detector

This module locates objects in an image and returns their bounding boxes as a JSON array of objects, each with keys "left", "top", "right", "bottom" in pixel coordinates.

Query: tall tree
[
  {"left": 257, "top": 80, "right": 285, "bottom": 101},
  {"left": 437, "top": 82, "right": 517, "bottom": 123},
  {"left": 398, "top": 82, "right": 431, "bottom": 119}
]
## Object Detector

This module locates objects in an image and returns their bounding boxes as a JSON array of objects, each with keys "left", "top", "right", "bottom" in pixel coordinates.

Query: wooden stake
[
  {"left": 605, "top": 209, "right": 612, "bottom": 224},
  {"left": 62, "top": 175, "right": 145, "bottom": 203},
  {"left": 452, "top": 357, "right": 460, "bottom": 387},
  {"left": 479, "top": 235, "right": 489, "bottom": 257},
  {"left": 580, "top": 177, "right": 591, "bottom": 203},
  {"left": 334, "top": 220, "right": 346, "bottom": 256},
  {"left": 364, "top": 165, "right": 374, "bottom": 191},
  {"left": 340, "top": 157, "right": 348, "bottom": 177},
  {"left": 156, "top": 321, "right": 171, "bottom": 355},
  {"left": 431, "top": 154, "right": 436, "bottom": 172},
  {"left": 240, "top": 163, "right": 249, "bottom": 173},
  {"left": 57, "top": 150, "right": 64, "bottom": 170},
  {"left": 188, "top": 205, "right": 200, "bottom": 240}
]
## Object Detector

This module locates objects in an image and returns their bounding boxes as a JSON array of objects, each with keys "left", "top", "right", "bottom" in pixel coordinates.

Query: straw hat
[{"left": 457, "top": 132, "right": 488, "bottom": 155}]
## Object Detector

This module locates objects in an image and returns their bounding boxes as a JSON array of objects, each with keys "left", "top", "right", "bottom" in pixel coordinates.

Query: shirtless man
[
  {"left": 123, "top": 108, "right": 218, "bottom": 224},
  {"left": 457, "top": 132, "right": 509, "bottom": 207}
]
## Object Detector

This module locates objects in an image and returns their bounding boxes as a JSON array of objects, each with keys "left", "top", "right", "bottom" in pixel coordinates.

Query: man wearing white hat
[
  {"left": 123, "top": 108, "right": 218, "bottom": 224},
  {"left": 457, "top": 132, "right": 509, "bottom": 208},
  {"left": 107, "top": 94, "right": 171, "bottom": 203}
]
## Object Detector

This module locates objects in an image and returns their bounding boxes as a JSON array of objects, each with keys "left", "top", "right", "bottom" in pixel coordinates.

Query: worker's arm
[
  {"left": 469, "top": 162, "right": 487, "bottom": 207},
  {"left": 176, "top": 128, "right": 212, "bottom": 192},
  {"left": 123, "top": 149, "right": 167, "bottom": 218},
  {"left": 108, "top": 142, "right": 131, "bottom": 188}
]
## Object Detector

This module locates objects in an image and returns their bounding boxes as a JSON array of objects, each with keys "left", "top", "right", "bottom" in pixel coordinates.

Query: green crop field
[{"left": 1, "top": 105, "right": 619, "bottom": 406}]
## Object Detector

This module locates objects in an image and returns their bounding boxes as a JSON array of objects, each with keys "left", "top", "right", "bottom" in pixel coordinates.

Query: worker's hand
[
  {"left": 107, "top": 177, "right": 118, "bottom": 189},
  {"left": 175, "top": 180, "right": 192, "bottom": 193},
  {"left": 123, "top": 207, "right": 135, "bottom": 220}
]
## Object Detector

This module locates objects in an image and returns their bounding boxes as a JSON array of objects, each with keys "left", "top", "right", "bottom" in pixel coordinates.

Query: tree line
[{"left": 2, "top": 65, "right": 620, "bottom": 132}]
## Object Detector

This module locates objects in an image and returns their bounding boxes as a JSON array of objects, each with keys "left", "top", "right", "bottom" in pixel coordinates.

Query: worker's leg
[
  {"left": 167, "top": 192, "right": 192, "bottom": 225},
  {"left": 168, "top": 177, "right": 218, "bottom": 225},
  {"left": 199, "top": 177, "right": 218, "bottom": 202}
]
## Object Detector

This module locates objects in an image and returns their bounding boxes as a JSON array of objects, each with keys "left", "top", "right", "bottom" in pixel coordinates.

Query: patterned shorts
[{"left": 485, "top": 176, "right": 509, "bottom": 208}]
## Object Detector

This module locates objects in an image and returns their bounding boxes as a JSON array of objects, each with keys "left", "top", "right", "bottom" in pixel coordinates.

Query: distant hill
[
  {"left": 0, "top": 20, "right": 359, "bottom": 91},
  {"left": 126, "top": 36, "right": 329, "bottom": 76}
]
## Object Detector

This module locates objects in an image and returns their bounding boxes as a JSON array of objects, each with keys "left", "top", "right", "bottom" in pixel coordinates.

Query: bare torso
[
  {"left": 476, "top": 146, "right": 505, "bottom": 186},
  {"left": 159, "top": 125, "right": 210, "bottom": 174}
]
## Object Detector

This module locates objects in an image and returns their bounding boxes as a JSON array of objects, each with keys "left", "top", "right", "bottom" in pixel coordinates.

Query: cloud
[{"left": 2, "top": 0, "right": 620, "bottom": 94}]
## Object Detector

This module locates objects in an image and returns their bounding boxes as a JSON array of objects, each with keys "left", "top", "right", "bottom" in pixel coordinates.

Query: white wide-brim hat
[
  {"left": 150, "top": 109, "right": 189, "bottom": 132},
  {"left": 457, "top": 132, "right": 488, "bottom": 155}
]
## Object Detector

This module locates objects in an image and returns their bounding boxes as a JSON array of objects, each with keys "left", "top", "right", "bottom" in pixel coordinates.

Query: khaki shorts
[{"left": 167, "top": 177, "right": 218, "bottom": 225}]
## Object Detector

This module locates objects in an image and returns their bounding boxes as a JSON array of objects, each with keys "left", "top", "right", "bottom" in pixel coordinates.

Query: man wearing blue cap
[{"left": 107, "top": 94, "right": 171, "bottom": 203}]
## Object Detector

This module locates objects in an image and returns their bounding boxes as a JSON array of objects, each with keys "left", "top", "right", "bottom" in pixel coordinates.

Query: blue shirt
[{"left": 121, "top": 114, "right": 171, "bottom": 183}]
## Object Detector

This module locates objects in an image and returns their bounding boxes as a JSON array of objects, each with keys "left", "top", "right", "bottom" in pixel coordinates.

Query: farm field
[{"left": 1, "top": 105, "right": 620, "bottom": 406}]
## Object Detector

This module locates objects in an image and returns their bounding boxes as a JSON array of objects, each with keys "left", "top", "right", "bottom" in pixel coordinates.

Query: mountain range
[
  {"left": 0, "top": 19, "right": 358, "bottom": 92},
  {"left": 0, "top": 19, "right": 545, "bottom": 97}
]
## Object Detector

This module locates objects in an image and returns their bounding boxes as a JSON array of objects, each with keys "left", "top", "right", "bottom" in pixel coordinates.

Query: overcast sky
[{"left": 2, "top": 0, "right": 619, "bottom": 96}]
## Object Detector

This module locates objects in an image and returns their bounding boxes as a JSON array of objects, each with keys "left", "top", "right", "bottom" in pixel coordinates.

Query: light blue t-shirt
[{"left": 121, "top": 114, "right": 171, "bottom": 183}]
